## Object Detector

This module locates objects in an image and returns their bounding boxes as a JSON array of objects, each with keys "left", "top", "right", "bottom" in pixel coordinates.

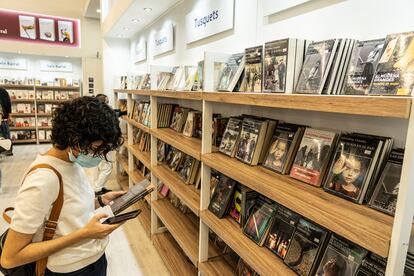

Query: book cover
[
  {"left": 235, "top": 117, "right": 266, "bottom": 165},
  {"left": 235, "top": 258, "right": 257, "bottom": 276},
  {"left": 343, "top": 39, "right": 385, "bottom": 95},
  {"left": 208, "top": 173, "right": 238, "bottom": 218},
  {"left": 183, "top": 66, "right": 198, "bottom": 91},
  {"left": 39, "top": 18, "right": 56, "bottom": 41},
  {"left": 369, "top": 148, "right": 404, "bottom": 215},
  {"left": 284, "top": 218, "right": 328, "bottom": 276},
  {"left": 355, "top": 252, "right": 387, "bottom": 276},
  {"left": 228, "top": 184, "right": 242, "bottom": 224},
  {"left": 19, "top": 15, "right": 36, "bottom": 40},
  {"left": 315, "top": 235, "right": 367, "bottom": 276},
  {"left": 290, "top": 128, "right": 337, "bottom": 186},
  {"left": 166, "top": 148, "right": 184, "bottom": 171},
  {"left": 323, "top": 134, "right": 382, "bottom": 203},
  {"left": 182, "top": 111, "right": 196, "bottom": 137},
  {"left": 58, "top": 20, "right": 74, "bottom": 43},
  {"left": 295, "top": 39, "right": 338, "bottom": 94},
  {"left": 240, "top": 186, "right": 259, "bottom": 228},
  {"left": 179, "top": 155, "right": 195, "bottom": 184},
  {"left": 217, "top": 53, "right": 245, "bottom": 92},
  {"left": 241, "top": 46, "right": 263, "bottom": 92},
  {"left": 219, "top": 117, "right": 243, "bottom": 157},
  {"left": 243, "top": 196, "right": 277, "bottom": 245},
  {"left": 264, "top": 39, "right": 290, "bottom": 93},
  {"left": 370, "top": 32, "right": 414, "bottom": 95},
  {"left": 265, "top": 205, "right": 300, "bottom": 259},
  {"left": 196, "top": 60, "right": 204, "bottom": 91}
]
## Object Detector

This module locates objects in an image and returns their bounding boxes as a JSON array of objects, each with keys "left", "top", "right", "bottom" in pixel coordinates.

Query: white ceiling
[
  {"left": 106, "top": 0, "right": 180, "bottom": 39},
  {"left": 84, "top": 0, "right": 101, "bottom": 19}
]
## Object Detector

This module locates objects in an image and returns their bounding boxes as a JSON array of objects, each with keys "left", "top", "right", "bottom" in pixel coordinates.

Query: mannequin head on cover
[{"left": 46, "top": 96, "right": 123, "bottom": 165}]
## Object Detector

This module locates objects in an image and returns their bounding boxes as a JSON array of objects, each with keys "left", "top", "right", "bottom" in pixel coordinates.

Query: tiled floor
[{"left": 0, "top": 144, "right": 169, "bottom": 276}]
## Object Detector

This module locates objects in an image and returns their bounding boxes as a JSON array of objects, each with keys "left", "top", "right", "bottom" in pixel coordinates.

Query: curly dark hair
[{"left": 51, "top": 96, "right": 123, "bottom": 158}]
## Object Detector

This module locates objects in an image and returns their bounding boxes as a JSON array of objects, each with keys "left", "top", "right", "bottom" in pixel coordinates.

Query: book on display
[
  {"left": 321, "top": 38, "right": 348, "bottom": 95},
  {"left": 355, "top": 252, "right": 387, "bottom": 276},
  {"left": 208, "top": 173, "right": 238, "bottom": 218},
  {"left": 290, "top": 128, "right": 337, "bottom": 186},
  {"left": 240, "top": 45, "right": 263, "bottom": 92},
  {"left": 183, "top": 65, "right": 198, "bottom": 91},
  {"left": 240, "top": 185, "right": 259, "bottom": 228},
  {"left": 219, "top": 117, "right": 243, "bottom": 157},
  {"left": 370, "top": 32, "right": 414, "bottom": 95},
  {"left": 228, "top": 184, "right": 243, "bottom": 224},
  {"left": 216, "top": 53, "right": 245, "bottom": 92},
  {"left": 295, "top": 39, "right": 339, "bottom": 94},
  {"left": 343, "top": 39, "right": 385, "bottom": 95}
]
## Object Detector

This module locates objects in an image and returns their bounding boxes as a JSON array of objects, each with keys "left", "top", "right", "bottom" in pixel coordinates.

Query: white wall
[{"left": 121, "top": 0, "right": 414, "bottom": 147}]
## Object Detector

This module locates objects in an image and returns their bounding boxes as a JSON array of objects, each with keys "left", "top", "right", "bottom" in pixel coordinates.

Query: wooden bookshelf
[
  {"left": 38, "top": 126, "right": 52, "bottom": 130},
  {"left": 116, "top": 154, "right": 129, "bottom": 175},
  {"left": 202, "top": 153, "right": 393, "bottom": 257},
  {"left": 152, "top": 232, "right": 198, "bottom": 276},
  {"left": 135, "top": 199, "right": 151, "bottom": 237},
  {"left": 201, "top": 210, "right": 295, "bottom": 276},
  {"left": 126, "top": 117, "right": 150, "bottom": 133},
  {"left": 10, "top": 126, "right": 36, "bottom": 130},
  {"left": 1, "top": 84, "right": 34, "bottom": 89},
  {"left": 151, "top": 90, "right": 202, "bottom": 100},
  {"left": 10, "top": 113, "right": 36, "bottom": 117},
  {"left": 198, "top": 257, "right": 234, "bottom": 276},
  {"left": 152, "top": 164, "right": 200, "bottom": 215},
  {"left": 38, "top": 140, "right": 52, "bottom": 143},
  {"left": 12, "top": 139, "right": 37, "bottom": 144},
  {"left": 130, "top": 170, "right": 144, "bottom": 185},
  {"left": 36, "top": 113, "right": 53, "bottom": 117},
  {"left": 35, "top": 86, "right": 80, "bottom": 91},
  {"left": 130, "top": 89, "right": 152, "bottom": 96},
  {"left": 36, "top": 100, "right": 67, "bottom": 104},
  {"left": 202, "top": 92, "right": 412, "bottom": 119},
  {"left": 11, "top": 99, "right": 35, "bottom": 103},
  {"left": 152, "top": 199, "right": 199, "bottom": 266},
  {"left": 151, "top": 128, "right": 201, "bottom": 160},
  {"left": 128, "top": 144, "right": 151, "bottom": 169}
]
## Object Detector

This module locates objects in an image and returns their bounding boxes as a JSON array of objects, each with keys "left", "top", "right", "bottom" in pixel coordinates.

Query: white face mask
[{"left": 68, "top": 148, "right": 102, "bottom": 168}]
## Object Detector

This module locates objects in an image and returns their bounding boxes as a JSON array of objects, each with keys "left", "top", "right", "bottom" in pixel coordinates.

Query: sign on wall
[
  {"left": 262, "top": 0, "right": 312, "bottom": 16},
  {"left": 153, "top": 23, "right": 174, "bottom": 57},
  {"left": 0, "top": 9, "right": 80, "bottom": 47},
  {"left": 185, "top": 0, "right": 234, "bottom": 44},
  {"left": 134, "top": 38, "right": 147, "bottom": 63},
  {"left": 0, "top": 56, "right": 27, "bottom": 70},
  {"left": 39, "top": 60, "right": 73, "bottom": 72}
]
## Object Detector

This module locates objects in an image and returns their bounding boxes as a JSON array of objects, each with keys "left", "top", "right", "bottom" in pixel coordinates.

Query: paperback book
[
  {"left": 290, "top": 128, "right": 337, "bottom": 186},
  {"left": 355, "top": 252, "right": 387, "bottom": 276},
  {"left": 228, "top": 184, "right": 242, "bottom": 224},
  {"left": 219, "top": 117, "right": 243, "bottom": 157},
  {"left": 240, "top": 186, "right": 259, "bottom": 228},
  {"left": 241, "top": 46, "right": 263, "bottom": 92},
  {"left": 217, "top": 53, "right": 245, "bottom": 92},
  {"left": 208, "top": 173, "right": 238, "bottom": 218},
  {"left": 284, "top": 218, "right": 329, "bottom": 276}
]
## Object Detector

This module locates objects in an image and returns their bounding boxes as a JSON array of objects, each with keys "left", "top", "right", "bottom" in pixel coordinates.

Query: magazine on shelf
[{"left": 370, "top": 31, "right": 414, "bottom": 96}]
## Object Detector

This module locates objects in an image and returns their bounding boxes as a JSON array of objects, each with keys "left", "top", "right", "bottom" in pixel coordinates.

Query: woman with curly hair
[{"left": 1, "top": 97, "right": 124, "bottom": 275}]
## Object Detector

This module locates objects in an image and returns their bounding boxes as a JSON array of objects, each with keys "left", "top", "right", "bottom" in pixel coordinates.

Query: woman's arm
[{"left": 0, "top": 213, "right": 121, "bottom": 269}]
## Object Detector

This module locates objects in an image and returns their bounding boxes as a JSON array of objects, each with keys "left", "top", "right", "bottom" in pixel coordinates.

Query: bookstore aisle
[{"left": 0, "top": 144, "right": 169, "bottom": 276}]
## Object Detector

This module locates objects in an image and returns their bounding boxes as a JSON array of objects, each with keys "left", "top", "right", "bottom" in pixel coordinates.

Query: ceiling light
[
  {"left": 131, "top": 18, "right": 139, "bottom": 23},
  {"left": 117, "top": 34, "right": 122, "bottom": 38},
  {"left": 65, "top": 56, "right": 69, "bottom": 58},
  {"left": 96, "top": 9, "right": 101, "bottom": 13},
  {"left": 143, "top": 8, "right": 152, "bottom": 12},
  {"left": 123, "top": 27, "right": 129, "bottom": 31},
  {"left": 17, "top": 51, "right": 21, "bottom": 54}
]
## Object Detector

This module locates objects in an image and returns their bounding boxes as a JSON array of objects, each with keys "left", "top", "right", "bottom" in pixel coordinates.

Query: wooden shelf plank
[
  {"left": 130, "top": 170, "right": 144, "bottom": 185},
  {"left": 202, "top": 92, "right": 412, "bottom": 119},
  {"left": 10, "top": 126, "right": 36, "bottom": 130},
  {"left": 152, "top": 232, "right": 198, "bottom": 276},
  {"left": 35, "top": 86, "right": 80, "bottom": 91},
  {"left": 38, "top": 140, "right": 52, "bottom": 143},
  {"left": 126, "top": 117, "right": 150, "bottom": 133},
  {"left": 150, "top": 90, "right": 202, "bottom": 100},
  {"left": 10, "top": 113, "right": 36, "bottom": 117},
  {"left": 151, "top": 128, "right": 201, "bottom": 160},
  {"left": 201, "top": 210, "right": 294, "bottom": 276},
  {"left": 11, "top": 99, "right": 35, "bottom": 103},
  {"left": 116, "top": 154, "right": 129, "bottom": 175},
  {"left": 152, "top": 198, "right": 199, "bottom": 266},
  {"left": 38, "top": 126, "right": 52, "bottom": 130},
  {"left": 128, "top": 144, "right": 151, "bottom": 169},
  {"left": 12, "top": 139, "right": 37, "bottom": 144},
  {"left": 135, "top": 199, "right": 151, "bottom": 237},
  {"left": 152, "top": 164, "right": 200, "bottom": 216},
  {"left": 36, "top": 100, "right": 67, "bottom": 104},
  {"left": 1, "top": 84, "right": 34, "bottom": 89},
  {"left": 114, "top": 89, "right": 152, "bottom": 96},
  {"left": 202, "top": 153, "right": 393, "bottom": 257},
  {"left": 199, "top": 257, "right": 234, "bottom": 276},
  {"left": 37, "top": 113, "right": 53, "bottom": 117}
]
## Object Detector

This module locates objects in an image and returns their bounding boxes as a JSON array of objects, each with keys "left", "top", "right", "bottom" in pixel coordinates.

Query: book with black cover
[
  {"left": 284, "top": 218, "right": 329, "bottom": 276},
  {"left": 217, "top": 53, "right": 245, "bottom": 92},
  {"left": 179, "top": 155, "right": 195, "bottom": 184},
  {"left": 369, "top": 148, "right": 404, "bottom": 215},
  {"left": 323, "top": 133, "right": 383, "bottom": 203},
  {"left": 355, "top": 252, "right": 387, "bottom": 276},
  {"left": 219, "top": 117, "right": 243, "bottom": 157},
  {"left": 265, "top": 205, "right": 300, "bottom": 259},
  {"left": 343, "top": 39, "right": 385, "bottom": 95},
  {"left": 208, "top": 173, "right": 238, "bottom": 218},
  {"left": 290, "top": 128, "right": 337, "bottom": 186},
  {"left": 109, "top": 178, "right": 151, "bottom": 215},
  {"left": 241, "top": 45, "right": 263, "bottom": 92},
  {"left": 370, "top": 32, "right": 414, "bottom": 96},
  {"left": 295, "top": 39, "right": 339, "bottom": 94},
  {"left": 240, "top": 185, "right": 259, "bottom": 228},
  {"left": 243, "top": 196, "right": 278, "bottom": 245},
  {"left": 315, "top": 235, "right": 367, "bottom": 276}
]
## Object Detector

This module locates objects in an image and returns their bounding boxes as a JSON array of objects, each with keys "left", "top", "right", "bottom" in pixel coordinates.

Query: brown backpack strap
[{"left": 2, "top": 207, "right": 14, "bottom": 224}]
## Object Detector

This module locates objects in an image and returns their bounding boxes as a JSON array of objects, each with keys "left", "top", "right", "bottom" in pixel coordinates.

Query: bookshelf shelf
[
  {"left": 12, "top": 139, "right": 37, "bottom": 144},
  {"left": 151, "top": 128, "right": 201, "bottom": 160},
  {"left": 152, "top": 164, "right": 200, "bottom": 216},
  {"left": 130, "top": 170, "right": 144, "bottom": 185},
  {"left": 10, "top": 113, "right": 36, "bottom": 117},
  {"left": 36, "top": 100, "right": 67, "bottom": 104},
  {"left": 202, "top": 153, "right": 393, "bottom": 257},
  {"left": 126, "top": 117, "right": 150, "bottom": 133},
  {"left": 202, "top": 92, "right": 412, "bottom": 119},
  {"left": 200, "top": 210, "right": 294, "bottom": 276},
  {"left": 152, "top": 232, "right": 198, "bottom": 276},
  {"left": 38, "top": 140, "right": 52, "bottom": 143},
  {"left": 11, "top": 99, "right": 35, "bottom": 103},
  {"left": 37, "top": 113, "right": 53, "bottom": 117},
  {"left": 152, "top": 198, "right": 199, "bottom": 266},
  {"left": 198, "top": 257, "right": 234, "bottom": 276},
  {"left": 35, "top": 86, "right": 80, "bottom": 91},
  {"left": 10, "top": 126, "right": 36, "bottom": 130},
  {"left": 135, "top": 200, "right": 151, "bottom": 237},
  {"left": 130, "top": 89, "right": 152, "bottom": 96},
  {"left": 116, "top": 154, "right": 129, "bottom": 175},
  {"left": 38, "top": 126, "right": 52, "bottom": 130},
  {"left": 128, "top": 144, "right": 151, "bottom": 169},
  {"left": 151, "top": 90, "right": 202, "bottom": 100},
  {"left": 1, "top": 84, "right": 34, "bottom": 89}
]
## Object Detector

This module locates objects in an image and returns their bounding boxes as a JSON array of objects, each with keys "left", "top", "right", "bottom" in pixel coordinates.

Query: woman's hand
[
  {"left": 80, "top": 213, "right": 123, "bottom": 240},
  {"left": 101, "top": 190, "right": 127, "bottom": 205}
]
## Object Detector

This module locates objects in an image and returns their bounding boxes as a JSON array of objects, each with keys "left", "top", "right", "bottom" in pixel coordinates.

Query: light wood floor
[{"left": 0, "top": 144, "right": 169, "bottom": 276}]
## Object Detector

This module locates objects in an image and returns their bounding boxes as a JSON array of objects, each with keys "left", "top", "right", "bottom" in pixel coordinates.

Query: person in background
[
  {"left": 0, "top": 87, "right": 13, "bottom": 155},
  {"left": 94, "top": 94, "right": 114, "bottom": 195}
]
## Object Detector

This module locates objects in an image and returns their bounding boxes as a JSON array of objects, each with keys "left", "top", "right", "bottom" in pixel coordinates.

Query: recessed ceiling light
[
  {"left": 17, "top": 51, "right": 21, "bottom": 54},
  {"left": 131, "top": 18, "right": 139, "bottom": 23},
  {"left": 117, "top": 34, "right": 122, "bottom": 38},
  {"left": 143, "top": 8, "right": 152, "bottom": 12},
  {"left": 96, "top": 9, "right": 101, "bottom": 13},
  {"left": 123, "top": 27, "right": 129, "bottom": 31},
  {"left": 65, "top": 56, "right": 69, "bottom": 58}
]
